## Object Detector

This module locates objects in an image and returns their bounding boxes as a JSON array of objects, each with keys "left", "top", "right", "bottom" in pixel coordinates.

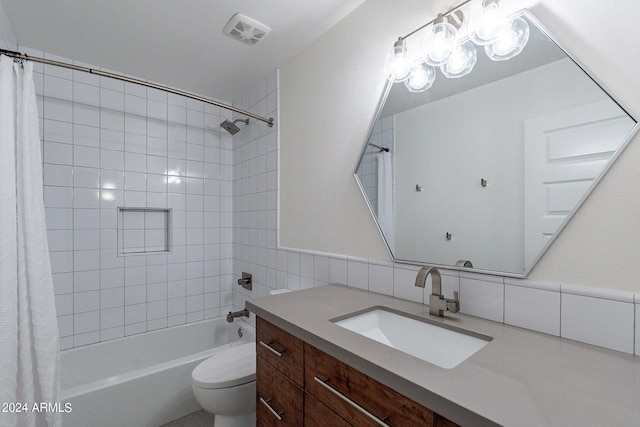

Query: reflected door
[{"left": 524, "top": 100, "right": 634, "bottom": 267}]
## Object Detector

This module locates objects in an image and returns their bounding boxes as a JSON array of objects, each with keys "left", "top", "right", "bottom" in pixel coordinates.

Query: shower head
[{"left": 220, "top": 118, "right": 249, "bottom": 135}]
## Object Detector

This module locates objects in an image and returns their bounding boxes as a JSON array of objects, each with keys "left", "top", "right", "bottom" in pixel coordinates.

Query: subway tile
[
  {"left": 74, "top": 104, "right": 100, "bottom": 127},
  {"left": 44, "top": 141, "right": 73, "bottom": 165},
  {"left": 44, "top": 74, "right": 73, "bottom": 101},
  {"left": 74, "top": 291, "right": 100, "bottom": 313},
  {"left": 74, "top": 145, "right": 99, "bottom": 168},
  {"left": 125, "top": 285, "right": 147, "bottom": 306},
  {"left": 73, "top": 167, "right": 100, "bottom": 188},
  {"left": 44, "top": 163, "right": 73, "bottom": 187},
  {"left": 459, "top": 276, "right": 504, "bottom": 322},
  {"left": 505, "top": 285, "right": 560, "bottom": 336},
  {"left": 100, "top": 109, "right": 124, "bottom": 132},
  {"left": 73, "top": 310, "right": 100, "bottom": 334},
  {"left": 74, "top": 124, "right": 100, "bottom": 148},
  {"left": 52, "top": 273, "right": 74, "bottom": 295},
  {"left": 125, "top": 303, "right": 147, "bottom": 325},
  {"left": 347, "top": 260, "right": 368, "bottom": 290},
  {"left": 101, "top": 288, "right": 124, "bottom": 311},
  {"left": 73, "top": 82, "right": 99, "bottom": 107},
  {"left": 125, "top": 133, "right": 147, "bottom": 154},
  {"left": 100, "top": 88, "right": 124, "bottom": 111},
  {"left": 368, "top": 263, "right": 393, "bottom": 296},
  {"left": 562, "top": 293, "right": 634, "bottom": 354},
  {"left": 73, "top": 250, "right": 100, "bottom": 272},
  {"left": 45, "top": 208, "right": 73, "bottom": 230},
  {"left": 55, "top": 294, "right": 74, "bottom": 316},
  {"left": 49, "top": 250, "right": 73, "bottom": 273},
  {"left": 393, "top": 265, "right": 423, "bottom": 303}
]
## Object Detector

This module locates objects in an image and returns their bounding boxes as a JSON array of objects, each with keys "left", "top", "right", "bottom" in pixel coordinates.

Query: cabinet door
[
  {"left": 304, "top": 392, "right": 351, "bottom": 427},
  {"left": 257, "top": 317, "right": 304, "bottom": 387},
  {"left": 256, "top": 356, "right": 303, "bottom": 427},
  {"left": 305, "top": 343, "right": 434, "bottom": 427}
]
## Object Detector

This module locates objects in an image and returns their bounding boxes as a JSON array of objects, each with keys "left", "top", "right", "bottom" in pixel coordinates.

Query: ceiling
[{"left": 1, "top": 0, "right": 366, "bottom": 101}]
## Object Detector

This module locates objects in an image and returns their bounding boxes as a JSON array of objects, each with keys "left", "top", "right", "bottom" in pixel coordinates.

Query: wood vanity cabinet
[
  {"left": 256, "top": 316, "right": 460, "bottom": 427},
  {"left": 256, "top": 317, "right": 304, "bottom": 426}
]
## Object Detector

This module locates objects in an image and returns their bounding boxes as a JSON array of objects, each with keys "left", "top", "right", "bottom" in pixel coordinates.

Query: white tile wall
[{"left": 31, "top": 46, "right": 234, "bottom": 349}]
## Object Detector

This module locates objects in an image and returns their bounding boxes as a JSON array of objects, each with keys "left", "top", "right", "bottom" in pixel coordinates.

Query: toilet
[{"left": 191, "top": 342, "right": 257, "bottom": 427}]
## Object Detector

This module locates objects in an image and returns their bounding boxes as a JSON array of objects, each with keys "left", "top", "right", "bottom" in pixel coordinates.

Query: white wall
[{"left": 280, "top": 0, "right": 640, "bottom": 293}]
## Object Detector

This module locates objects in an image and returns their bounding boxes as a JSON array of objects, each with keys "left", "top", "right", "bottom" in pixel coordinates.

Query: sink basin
[{"left": 332, "top": 307, "right": 492, "bottom": 369}]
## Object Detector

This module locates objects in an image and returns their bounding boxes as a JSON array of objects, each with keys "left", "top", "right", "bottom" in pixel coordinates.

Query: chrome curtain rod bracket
[{"left": 0, "top": 48, "right": 275, "bottom": 128}]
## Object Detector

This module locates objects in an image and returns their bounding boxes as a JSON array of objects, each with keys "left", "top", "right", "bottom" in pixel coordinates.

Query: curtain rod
[
  {"left": 0, "top": 48, "right": 274, "bottom": 128},
  {"left": 368, "top": 143, "right": 389, "bottom": 152}
]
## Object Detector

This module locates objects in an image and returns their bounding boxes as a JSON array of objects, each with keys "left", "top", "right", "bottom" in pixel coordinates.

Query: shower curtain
[
  {"left": 377, "top": 151, "right": 394, "bottom": 252},
  {"left": 0, "top": 56, "right": 61, "bottom": 427}
]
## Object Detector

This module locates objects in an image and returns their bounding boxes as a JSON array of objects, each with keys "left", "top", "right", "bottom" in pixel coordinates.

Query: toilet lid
[{"left": 192, "top": 342, "right": 256, "bottom": 389}]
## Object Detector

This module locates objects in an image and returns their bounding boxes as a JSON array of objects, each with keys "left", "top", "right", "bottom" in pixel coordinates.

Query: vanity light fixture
[{"left": 385, "top": 0, "right": 529, "bottom": 92}]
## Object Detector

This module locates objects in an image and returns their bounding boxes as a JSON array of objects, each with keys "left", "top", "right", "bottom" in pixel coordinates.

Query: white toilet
[{"left": 191, "top": 342, "right": 256, "bottom": 427}]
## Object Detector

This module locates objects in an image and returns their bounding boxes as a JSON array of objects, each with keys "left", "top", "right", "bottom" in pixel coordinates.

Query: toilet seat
[{"left": 192, "top": 342, "right": 256, "bottom": 389}]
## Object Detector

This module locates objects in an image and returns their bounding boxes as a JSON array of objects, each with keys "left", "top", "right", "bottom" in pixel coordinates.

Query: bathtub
[{"left": 60, "top": 318, "right": 255, "bottom": 427}]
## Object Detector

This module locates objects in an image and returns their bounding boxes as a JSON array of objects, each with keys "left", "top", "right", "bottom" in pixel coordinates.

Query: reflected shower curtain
[
  {"left": 377, "top": 151, "right": 394, "bottom": 252},
  {"left": 0, "top": 56, "right": 61, "bottom": 427}
]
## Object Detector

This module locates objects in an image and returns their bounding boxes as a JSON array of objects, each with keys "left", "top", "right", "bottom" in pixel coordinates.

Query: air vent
[{"left": 223, "top": 13, "right": 271, "bottom": 46}]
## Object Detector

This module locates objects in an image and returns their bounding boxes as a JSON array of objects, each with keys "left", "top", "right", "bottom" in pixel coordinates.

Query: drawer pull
[
  {"left": 259, "top": 340, "right": 285, "bottom": 357},
  {"left": 313, "top": 377, "right": 391, "bottom": 427},
  {"left": 259, "top": 397, "right": 283, "bottom": 421}
]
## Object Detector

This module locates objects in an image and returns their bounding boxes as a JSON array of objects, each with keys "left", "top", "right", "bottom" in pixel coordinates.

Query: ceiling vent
[{"left": 223, "top": 13, "right": 271, "bottom": 46}]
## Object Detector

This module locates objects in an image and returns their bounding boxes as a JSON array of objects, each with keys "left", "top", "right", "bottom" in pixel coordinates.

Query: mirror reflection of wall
[{"left": 354, "top": 10, "right": 639, "bottom": 276}]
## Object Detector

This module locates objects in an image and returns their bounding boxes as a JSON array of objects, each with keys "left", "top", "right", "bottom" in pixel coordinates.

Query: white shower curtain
[
  {"left": 377, "top": 151, "right": 394, "bottom": 252},
  {"left": 0, "top": 55, "right": 61, "bottom": 427}
]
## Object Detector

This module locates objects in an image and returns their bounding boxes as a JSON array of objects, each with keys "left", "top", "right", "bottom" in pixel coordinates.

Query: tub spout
[{"left": 226, "top": 309, "right": 249, "bottom": 323}]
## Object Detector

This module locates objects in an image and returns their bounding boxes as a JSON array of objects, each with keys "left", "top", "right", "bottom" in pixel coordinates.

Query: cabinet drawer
[
  {"left": 257, "top": 356, "right": 303, "bottom": 427},
  {"left": 256, "top": 317, "right": 304, "bottom": 387},
  {"left": 305, "top": 343, "right": 433, "bottom": 427},
  {"left": 304, "top": 391, "right": 351, "bottom": 427}
]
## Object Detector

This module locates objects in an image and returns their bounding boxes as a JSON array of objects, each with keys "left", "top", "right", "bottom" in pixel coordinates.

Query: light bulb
[
  {"left": 441, "top": 40, "right": 477, "bottom": 78},
  {"left": 385, "top": 38, "right": 411, "bottom": 82},
  {"left": 423, "top": 15, "right": 458, "bottom": 66},
  {"left": 404, "top": 63, "right": 436, "bottom": 93},
  {"left": 470, "top": 0, "right": 505, "bottom": 46},
  {"left": 485, "top": 16, "right": 529, "bottom": 61}
]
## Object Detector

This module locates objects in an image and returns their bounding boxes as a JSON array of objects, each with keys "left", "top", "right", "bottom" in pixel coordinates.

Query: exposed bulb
[
  {"left": 404, "top": 63, "right": 436, "bottom": 92},
  {"left": 441, "top": 40, "right": 477, "bottom": 78},
  {"left": 423, "top": 15, "right": 458, "bottom": 66},
  {"left": 470, "top": 0, "right": 505, "bottom": 45},
  {"left": 385, "top": 38, "right": 411, "bottom": 82},
  {"left": 485, "top": 16, "right": 530, "bottom": 61}
]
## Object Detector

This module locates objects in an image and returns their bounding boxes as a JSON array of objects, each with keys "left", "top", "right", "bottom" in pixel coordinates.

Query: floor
[{"left": 159, "top": 409, "right": 215, "bottom": 427}]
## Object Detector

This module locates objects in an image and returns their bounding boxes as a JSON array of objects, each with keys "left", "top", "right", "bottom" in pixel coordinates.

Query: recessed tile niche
[{"left": 117, "top": 207, "right": 172, "bottom": 255}]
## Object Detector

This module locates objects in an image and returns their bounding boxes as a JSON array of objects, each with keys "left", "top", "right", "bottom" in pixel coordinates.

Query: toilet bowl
[{"left": 191, "top": 342, "right": 256, "bottom": 427}]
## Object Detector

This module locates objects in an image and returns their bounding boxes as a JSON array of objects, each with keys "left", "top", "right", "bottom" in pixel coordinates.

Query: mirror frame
[{"left": 354, "top": 9, "right": 640, "bottom": 277}]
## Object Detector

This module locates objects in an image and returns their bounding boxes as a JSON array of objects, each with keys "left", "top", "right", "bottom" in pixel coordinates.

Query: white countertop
[{"left": 246, "top": 284, "right": 640, "bottom": 427}]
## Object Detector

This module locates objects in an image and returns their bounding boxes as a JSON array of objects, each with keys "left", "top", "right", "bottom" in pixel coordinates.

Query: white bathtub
[{"left": 60, "top": 318, "right": 255, "bottom": 427}]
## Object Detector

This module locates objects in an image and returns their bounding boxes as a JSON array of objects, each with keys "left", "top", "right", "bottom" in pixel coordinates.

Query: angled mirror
[{"left": 355, "top": 9, "right": 638, "bottom": 277}]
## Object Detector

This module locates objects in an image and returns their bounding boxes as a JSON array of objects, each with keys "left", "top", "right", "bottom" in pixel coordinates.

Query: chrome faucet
[
  {"left": 415, "top": 267, "right": 460, "bottom": 317},
  {"left": 226, "top": 309, "right": 249, "bottom": 323}
]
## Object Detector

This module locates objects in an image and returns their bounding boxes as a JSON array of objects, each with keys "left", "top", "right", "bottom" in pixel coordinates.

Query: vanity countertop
[{"left": 246, "top": 284, "right": 640, "bottom": 427}]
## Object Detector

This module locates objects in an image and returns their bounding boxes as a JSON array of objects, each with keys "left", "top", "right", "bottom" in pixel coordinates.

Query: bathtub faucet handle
[{"left": 237, "top": 272, "right": 252, "bottom": 290}]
